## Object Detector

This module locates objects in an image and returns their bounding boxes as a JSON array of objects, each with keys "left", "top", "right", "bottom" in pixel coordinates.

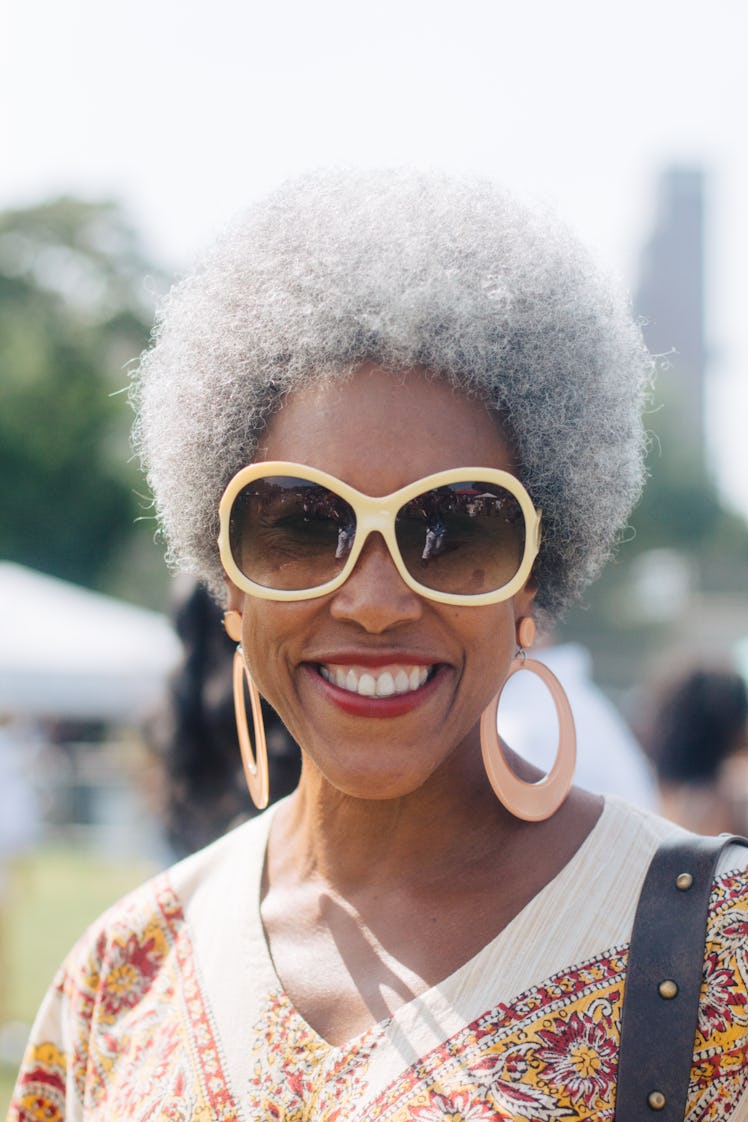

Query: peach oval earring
[
  {"left": 479, "top": 617, "right": 576, "bottom": 822},
  {"left": 224, "top": 611, "right": 270, "bottom": 810}
]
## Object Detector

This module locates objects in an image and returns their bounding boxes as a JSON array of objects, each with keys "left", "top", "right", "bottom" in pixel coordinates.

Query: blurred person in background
[
  {"left": 498, "top": 638, "right": 657, "bottom": 809},
  {"left": 637, "top": 663, "right": 748, "bottom": 834},
  {"left": 146, "top": 579, "right": 301, "bottom": 857}
]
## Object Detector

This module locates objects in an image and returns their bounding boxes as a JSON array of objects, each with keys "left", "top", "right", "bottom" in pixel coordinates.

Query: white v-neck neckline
[
  {"left": 185, "top": 795, "right": 674, "bottom": 1106},
  {"left": 247, "top": 797, "right": 616, "bottom": 1053}
]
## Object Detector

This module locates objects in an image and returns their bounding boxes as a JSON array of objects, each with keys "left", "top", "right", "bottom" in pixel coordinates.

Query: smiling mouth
[{"left": 318, "top": 663, "right": 436, "bottom": 698}]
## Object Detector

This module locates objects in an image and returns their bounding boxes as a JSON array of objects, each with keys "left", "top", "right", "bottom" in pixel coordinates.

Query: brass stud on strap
[
  {"left": 675, "top": 872, "right": 694, "bottom": 890},
  {"left": 648, "top": 1090, "right": 667, "bottom": 1110},
  {"left": 658, "top": 979, "right": 679, "bottom": 999}
]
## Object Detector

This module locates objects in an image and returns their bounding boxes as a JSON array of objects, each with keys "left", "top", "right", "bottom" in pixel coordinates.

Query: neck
[{"left": 268, "top": 736, "right": 532, "bottom": 897}]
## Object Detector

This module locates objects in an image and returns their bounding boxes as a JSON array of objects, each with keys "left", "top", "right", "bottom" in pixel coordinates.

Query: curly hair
[{"left": 132, "top": 169, "right": 653, "bottom": 621}]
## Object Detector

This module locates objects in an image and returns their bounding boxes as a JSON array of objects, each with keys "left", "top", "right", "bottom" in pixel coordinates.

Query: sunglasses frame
[{"left": 218, "top": 461, "right": 541, "bottom": 606}]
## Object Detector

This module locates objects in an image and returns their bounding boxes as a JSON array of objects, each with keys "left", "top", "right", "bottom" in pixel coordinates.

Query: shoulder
[
  {"left": 589, "top": 796, "right": 748, "bottom": 872},
  {"left": 566, "top": 799, "right": 748, "bottom": 956},
  {"left": 8, "top": 810, "right": 275, "bottom": 1120},
  {"left": 65, "top": 807, "right": 274, "bottom": 988}
]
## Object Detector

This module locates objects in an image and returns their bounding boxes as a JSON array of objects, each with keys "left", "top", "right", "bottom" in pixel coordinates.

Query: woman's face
[{"left": 226, "top": 364, "right": 536, "bottom": 801}]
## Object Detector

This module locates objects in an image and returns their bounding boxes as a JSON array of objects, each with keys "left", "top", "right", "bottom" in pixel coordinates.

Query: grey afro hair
[{"left": 131, "top": 168, "right": 653, "bottom": 622}]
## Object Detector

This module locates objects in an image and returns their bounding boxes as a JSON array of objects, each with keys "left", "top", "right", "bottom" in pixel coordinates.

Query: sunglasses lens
[
  {"left": 395, "top": 481, "right": 526, "bottom": 596},
  {"left": 229, "top": 475, "right": 356, "bottom": 591}
]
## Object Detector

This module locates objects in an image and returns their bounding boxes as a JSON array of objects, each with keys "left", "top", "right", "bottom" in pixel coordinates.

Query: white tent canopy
[{"left": 0, "top": 562, "right": 181, "bottom": 721}]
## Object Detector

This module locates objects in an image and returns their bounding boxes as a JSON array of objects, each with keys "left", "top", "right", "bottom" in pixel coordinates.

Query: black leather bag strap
[{"left": 615, "top": 832, "right": 748, "bottom": 1122}]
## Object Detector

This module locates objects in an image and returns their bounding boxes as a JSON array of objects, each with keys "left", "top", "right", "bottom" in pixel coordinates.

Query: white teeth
[
  {"left": 395, "top": 670, "right": 410, "bottom": 692},
  {"left": 358, "top": 673, "right": 376, "bottom": 697},
  {"left": 375, "top": 672, "right": 396, "bottom": 698},
  {"left": 319, "top": 663, "right": 434, "bottom": 698}
]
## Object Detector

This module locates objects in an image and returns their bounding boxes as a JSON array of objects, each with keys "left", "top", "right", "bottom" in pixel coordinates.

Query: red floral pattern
[
  {"left": 247, "top": 990, "right": 381, "bottom": 1120},
  {"left": 535, "top": 1009, "right": 618, "bottom": 1108}
]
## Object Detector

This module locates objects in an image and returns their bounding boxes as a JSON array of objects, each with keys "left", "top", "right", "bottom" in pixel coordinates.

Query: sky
[{"left": 3, "top": 0, "right": 747, "bottom": 515}]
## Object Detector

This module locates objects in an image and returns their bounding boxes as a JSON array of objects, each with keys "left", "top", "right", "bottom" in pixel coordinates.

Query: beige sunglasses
[{"left": 218, "top": 461, "right": 541, "bottom": 606}]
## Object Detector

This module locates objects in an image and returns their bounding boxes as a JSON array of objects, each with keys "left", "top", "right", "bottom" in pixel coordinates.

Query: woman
[{"left": 11, "top": 170, "right": 748, "bottom": 1120}]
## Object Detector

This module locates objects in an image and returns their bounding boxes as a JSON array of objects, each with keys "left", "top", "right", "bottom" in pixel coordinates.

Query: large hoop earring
[
  {"left": 480, "top": 653, "right": 576, "bottom": 822},
  {"left": 231, "top": 645, "right": 270, "bottom": 811}
]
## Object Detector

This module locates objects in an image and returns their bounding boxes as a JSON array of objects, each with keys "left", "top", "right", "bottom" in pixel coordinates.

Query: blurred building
[
  {"left": 629, "top": 166, "right": 748, "bottom": 672},
  {"left": 635, "top": 166, "right": 707, "bottom": 466},
  {"left": 562, "top": 165, "right": 748, "bottom": 701}
]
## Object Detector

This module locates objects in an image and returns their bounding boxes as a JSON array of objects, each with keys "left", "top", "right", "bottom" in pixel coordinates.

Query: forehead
[{"left": 257, "top": 365, "right": 515, "bottom": 493}]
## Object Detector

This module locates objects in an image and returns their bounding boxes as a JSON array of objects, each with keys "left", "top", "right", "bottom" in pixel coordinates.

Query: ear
[{"left": 224, "top": 580, "right": 245, "bottom": 642}]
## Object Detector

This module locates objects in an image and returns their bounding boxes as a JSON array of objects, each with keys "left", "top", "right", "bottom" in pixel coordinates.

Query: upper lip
[{"left": 306, "top": 651, "right": 443, "bottom": 668}]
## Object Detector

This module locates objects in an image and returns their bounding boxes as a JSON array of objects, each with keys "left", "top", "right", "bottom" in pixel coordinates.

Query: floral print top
[{"left": 9, "top": 798, "right": 748, "bottom": 1121}]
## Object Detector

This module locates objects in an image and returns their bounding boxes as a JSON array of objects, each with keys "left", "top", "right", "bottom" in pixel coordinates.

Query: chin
[{"left": 311, "top": 758, "right": 434, "bottom": 804}]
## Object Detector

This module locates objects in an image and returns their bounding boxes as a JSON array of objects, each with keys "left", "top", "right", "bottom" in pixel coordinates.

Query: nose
[{"left": 329, "top": 533, "right": 424, "bottom": 632}]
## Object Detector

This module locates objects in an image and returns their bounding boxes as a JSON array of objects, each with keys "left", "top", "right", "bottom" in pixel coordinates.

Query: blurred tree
[
  {"left": 0, "top": 197, "right": 171, "bottom": 605},
  {"left": 625, "top": 373, "right": 748, "bottom": 578},
  {"left": 560, "top": 369, "right": 748, "bottom": 688},
  {"left": 630, "top": 378, "right": 723, "bottom": 553}
]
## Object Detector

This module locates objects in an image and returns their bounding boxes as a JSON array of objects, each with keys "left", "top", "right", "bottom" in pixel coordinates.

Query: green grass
[
  {"left": 1, "top": 845, "right": 156, "bottom": 1116},
  {"left": 0, "top": 1070, "right": 17, "bottom": 1119}
]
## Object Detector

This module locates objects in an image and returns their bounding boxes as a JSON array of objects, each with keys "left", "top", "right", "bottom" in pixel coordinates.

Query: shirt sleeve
[{"left": 7, "top": 923, "right": 106, "bottom": 1122}]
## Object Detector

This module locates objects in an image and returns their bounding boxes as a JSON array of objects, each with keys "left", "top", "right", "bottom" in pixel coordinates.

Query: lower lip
[{"left": 304, "top": 664, "right": 448, "bottom": 718}]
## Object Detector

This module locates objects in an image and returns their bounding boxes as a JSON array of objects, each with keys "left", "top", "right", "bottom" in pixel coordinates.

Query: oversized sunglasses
[{"left": 218, "top": 462, "right": 541, "bottom": 606}]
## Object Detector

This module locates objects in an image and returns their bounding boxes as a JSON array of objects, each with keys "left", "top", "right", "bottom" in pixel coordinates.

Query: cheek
[
  {"left": 239, "top": 601, "right": 309, "bottom": 715},
  {"left": 458, "top": 602, "right": 518, "bottom": 694},
  {"left": 240, "top": 602, "right": 280, "bottom": 684}
]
